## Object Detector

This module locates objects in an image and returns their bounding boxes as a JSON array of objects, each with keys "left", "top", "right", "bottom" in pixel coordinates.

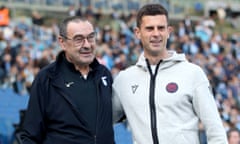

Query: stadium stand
[
  {"left": 0, "top": 0, "right": 239, "bottom": 144},
  {"left": 0, "top": 0, "right": 240, "bottom": 17}
]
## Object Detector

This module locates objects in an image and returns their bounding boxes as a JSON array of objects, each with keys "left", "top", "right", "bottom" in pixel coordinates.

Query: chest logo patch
[
  {"left": 131, "top": 85, "right": 138, "bottom": 94},
  {"left": 166, "top": 82, "right": 178, "bottom": 93},
  {"left": 65, "top": 81, "right": 74, "bottom": 88},
  {"left": 101, "top": 76, "right": 107, "bottom": 86}
]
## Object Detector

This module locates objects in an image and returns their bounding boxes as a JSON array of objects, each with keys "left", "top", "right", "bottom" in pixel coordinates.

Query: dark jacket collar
[{"left": 47, "top": 51, "right": 101, "bottom": 79}]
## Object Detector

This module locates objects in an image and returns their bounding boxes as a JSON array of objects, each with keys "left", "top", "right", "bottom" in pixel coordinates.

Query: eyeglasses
[{"left": 61, "top": 32, "right": 96, "bottom": 46}]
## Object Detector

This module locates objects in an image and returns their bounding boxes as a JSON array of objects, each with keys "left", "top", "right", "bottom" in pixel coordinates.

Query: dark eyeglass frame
[{"left": 61, "top": 32, "right": 96, "bottom": 46}]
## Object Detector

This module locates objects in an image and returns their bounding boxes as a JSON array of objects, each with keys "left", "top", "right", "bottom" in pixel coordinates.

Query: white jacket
[{"left": 113, "top": 51, "right": 228, "bottom": 144}]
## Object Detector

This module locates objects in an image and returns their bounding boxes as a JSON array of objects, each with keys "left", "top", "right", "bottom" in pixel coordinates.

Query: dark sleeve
[
  {"left": 106, "top": 67, "right": 113, "bottom": 85},
  {"left": 20, "top": 74, "right": 47, "bottom": 144}
]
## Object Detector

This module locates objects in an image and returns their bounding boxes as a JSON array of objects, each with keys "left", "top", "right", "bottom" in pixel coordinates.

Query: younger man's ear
[{"left": 168, "top": 26, "right": 174, "bottom": 34}]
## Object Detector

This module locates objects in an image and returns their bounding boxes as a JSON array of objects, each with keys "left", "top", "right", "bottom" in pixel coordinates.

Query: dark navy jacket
[{"left": 21, "top": 52, "right": 115, "bottom": 144}]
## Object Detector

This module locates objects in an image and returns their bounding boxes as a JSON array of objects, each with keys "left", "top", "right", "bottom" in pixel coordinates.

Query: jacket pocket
[
  {"left": 180, "top": 129, "right": 200, "bottom": 144},
  {"left": 159, "top": 129, "right": 199, "bottom": 144}
]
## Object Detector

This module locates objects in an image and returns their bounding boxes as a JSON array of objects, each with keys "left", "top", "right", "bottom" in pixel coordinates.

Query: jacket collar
[
  {"left": 47, "top": 51, "right": 102, "bottom": 87},
  {"left": 136, "top": 50, "right": 187, "bottom": 71}
]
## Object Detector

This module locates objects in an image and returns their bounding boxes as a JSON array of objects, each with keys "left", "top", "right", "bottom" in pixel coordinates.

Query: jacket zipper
[
  {"left": 146, "top": 59, "right": 162, "bottom": 144},
  {"left": 94, "top": 135, "right": 97, "bottom": 144},
  {"left": 94, "top": 78, "right": 101, "bottom": 144}
]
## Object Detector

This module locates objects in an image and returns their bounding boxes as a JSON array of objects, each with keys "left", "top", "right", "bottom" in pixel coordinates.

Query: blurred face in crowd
[
  {"left": 134, "top": 15, "right": 171, "bottom": 58},
  {"left": 59, "top": 20, "right": 96, "bottom": 67},
  {"left": 228, "top": 130, "right": 240, "bottom": 144}
]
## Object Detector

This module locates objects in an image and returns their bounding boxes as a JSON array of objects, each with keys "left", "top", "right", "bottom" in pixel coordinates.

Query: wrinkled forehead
[{"left": 67, "top": 21, "right": 94, "bottom": 36}]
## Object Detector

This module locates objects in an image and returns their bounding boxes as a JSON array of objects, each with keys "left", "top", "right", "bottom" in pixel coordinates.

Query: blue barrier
[
  {"left": 0, "top": 88, "right": 133, "bottom": 144},
  {"left": 0, "top": 88, "right": 29, "bottom": 144},
  {"left": 114, "top": 122, "right": 133, "bottom": 144}
]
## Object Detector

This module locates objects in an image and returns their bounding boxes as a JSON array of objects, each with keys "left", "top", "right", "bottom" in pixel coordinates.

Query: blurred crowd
[{"left": 0, "top": 4, "right": 240, "bottom": 144}]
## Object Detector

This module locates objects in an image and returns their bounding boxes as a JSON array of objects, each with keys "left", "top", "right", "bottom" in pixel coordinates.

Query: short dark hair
[
  {"left": 227, "top": 128, "right": 240, "bottom": 139},
  {"left": 136, "top": 4, "right": 168, "bottom": 27},
  {"left": 58, "top": 16, "right": 89, "bottom": 38}
]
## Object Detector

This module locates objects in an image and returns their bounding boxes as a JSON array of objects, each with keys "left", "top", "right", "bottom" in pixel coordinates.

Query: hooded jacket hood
[{"left": 136, "top": 50, "right": 187, "bottom": 71}]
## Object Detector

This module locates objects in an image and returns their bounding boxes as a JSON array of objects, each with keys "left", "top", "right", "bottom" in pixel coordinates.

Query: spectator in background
[
  {"left": 68, "top": 5, "right": 76, "bottom": 16},
  {"left": 31, "top": 11, "right": 44, "bottom": 26},
  {"left": 183, "top": 15, "right": 193, "bottom": 36},
  {"left": 177, "top": 21, "right": 187, "bottom": 38},
  {"left": 112, "top": 3, "right": 228, "bottom": 144},
  {"left": 217, "top": 6, "right": 226, "bottom": 24},
  {"left": 85, "top": 5, "right": 94, "bottom": 17},
  {"left": 75, "top": 3, "right": 82, "bottom": 17},
  {"left": 31, "top": 10, "right": 44, "bottom": 40},
  {"left": 227, "top": 128, "right": 240, "bottom": 144},
  {"left": 225, "top": 4, "right": 232, "bottom": 19},
  {"left": 0, "top": 5, "right": 10, "bottom": 27}
]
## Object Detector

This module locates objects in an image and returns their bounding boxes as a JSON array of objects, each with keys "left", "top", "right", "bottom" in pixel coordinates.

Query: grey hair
[{"left": 58, "top": 16, "right": 90, "bottom": 38}]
